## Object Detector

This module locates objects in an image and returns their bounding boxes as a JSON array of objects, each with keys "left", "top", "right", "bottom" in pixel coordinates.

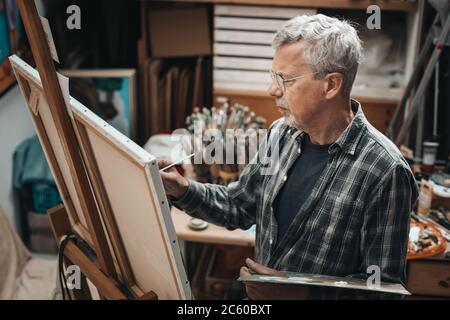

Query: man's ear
[{"left": 323, "top": 72, "right": 344, "bottom": 99}]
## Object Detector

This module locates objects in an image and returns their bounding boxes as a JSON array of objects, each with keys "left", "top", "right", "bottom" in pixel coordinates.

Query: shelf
[
  {"left": 214, "top": 88, "right": 269, "bottom": 98},
  {"left": 141, "top": 0, "right": 420, "bottom": 136},
  {"left": 214, "top": 88, "right": 402, "bottom": 105},
  {"left": 159, "top": 0, "right": 418, "bottom": 12}
]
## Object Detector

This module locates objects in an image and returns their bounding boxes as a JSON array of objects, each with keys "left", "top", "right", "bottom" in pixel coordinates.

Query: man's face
[{"left": 268, "top": 42, "right": 325, "bottom": 130}]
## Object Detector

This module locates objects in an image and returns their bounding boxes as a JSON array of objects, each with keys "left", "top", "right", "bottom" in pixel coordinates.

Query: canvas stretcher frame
[
  {"left": 71, "top": 95, "right": 191, "bottom": 299},
  {"left": 13, "top": 0, "right": 118, "bottom": 280},
  {"left": 10, "top": 54, "right": 192, "bottom": 300},
  {"left": 10, "top": 55, "right": 98, "bottom": 248}
]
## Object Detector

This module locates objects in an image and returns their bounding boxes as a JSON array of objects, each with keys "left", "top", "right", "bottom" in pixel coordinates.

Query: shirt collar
[
  {"left": 287, "top": 99, "right": 367, "bottom": 156},
  {"left": 331, "top": 99, "right": 366, "bottom": 156}
]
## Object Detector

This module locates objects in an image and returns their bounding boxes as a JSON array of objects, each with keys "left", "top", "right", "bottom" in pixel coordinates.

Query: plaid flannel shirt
[{"left": 173, "top": 100, "right": 418, "bottom": 299}]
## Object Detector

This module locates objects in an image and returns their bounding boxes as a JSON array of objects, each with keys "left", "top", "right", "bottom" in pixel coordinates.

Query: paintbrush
[{"left": 159, "top": 153, "right": 195, "bottom": 172}]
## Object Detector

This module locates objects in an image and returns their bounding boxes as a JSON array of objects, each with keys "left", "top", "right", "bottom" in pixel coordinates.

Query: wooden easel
[
  {"left": 16, "top": 0, "right": 157, "bottom": 300},
  {"left": 47, "top": 204, "right": 157, "bottom": 300}
]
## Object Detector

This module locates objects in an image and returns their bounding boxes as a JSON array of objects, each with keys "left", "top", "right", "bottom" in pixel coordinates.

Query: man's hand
[
  {"left": 240, "top": 258, "right": 310, "bottom": 300},
  {"left": 158, "top": 158, "right": 189, "bottom": 199}
]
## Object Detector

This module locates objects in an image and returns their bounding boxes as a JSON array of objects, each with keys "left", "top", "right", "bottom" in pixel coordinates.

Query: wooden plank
[
  {"left": 214, "top": 43, "right": 274, "bottom": 58},
  {"left": 79, "top": 125, "right": 187, "bottom": 298},
  {"left": 215, "top": 16, "right": 286, "bottom": 31},
  {"left": 32, "top": 107, "right": 86, "bottom": 234},
  {"left": 214, "top": 30, "right": 274, "bottom": 45},
  {"left": 159, "top": 0, "right": 417, "bottom": 12},
  {"left": 407, "top": 260, "right": 450, "bottom": 297},
  {"left": 63, "top": 241, "right": 126, "bottom": 300},
  {"left": 215, "top": 3, "right": 316, "bottom": 18},
  {"left": 64, "top": 256, "right": 94, "bottom": 300},
  {"left": 138, "top": 0, "right": 149, "bottom": 144},
  {"left": 12, "top": 61, "right": 95, "bottom": 255},
  {"left": 13, "top": 72, "right": 95, "bottom": 244},
  {"left": 73, "top": 118, "right": 136, "bottom": 288},
  {"left": 214, "top": 81, "right": 269, "bottom": 92},
  {"left": 138, "top": 291, "right": 158, "bottom": 300},
  {"left": 47, "top": 204, "right": 72, "bottom": 241},
  {"left": 48, "top": 205, "right": 159, "bottom": 300},
  {"left": 214, "top": 69, "right": 271, "bottom": 83},
  {"left": 172, "top": 207, "right": 255, "bottom": 247},
  {"left": 143, "top": 165, "right": 183, "bottom": 299},
  {"left": 47, "top": 205, "right": 92, "bottom": 300},
  {"left": 16, "top": 0, "right": 117, "bottom": 279},
  {"left": 213, "top": 88, "right": 397, "bottom": 132},
  {"left": 70, "top": 100, "right": 192, "bottom": 299},
  {"left": 214, "top": 87, "right": 401, "bottom": 104}
]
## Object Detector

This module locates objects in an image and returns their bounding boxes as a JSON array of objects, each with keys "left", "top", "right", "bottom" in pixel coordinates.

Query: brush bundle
[{"left": 185, "top": 98, "right": 266, "bottom": 185}]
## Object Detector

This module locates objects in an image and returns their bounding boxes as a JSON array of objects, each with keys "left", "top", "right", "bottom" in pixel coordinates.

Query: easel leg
[
  {"left": 47, "top": 205, "right": 157, "bottom": 300},
  {"left": 64, "top": 256, "right": 93, "bottom": 300},
  {"left": 48, "top": 205, "right": 92, "bottom": 299}
]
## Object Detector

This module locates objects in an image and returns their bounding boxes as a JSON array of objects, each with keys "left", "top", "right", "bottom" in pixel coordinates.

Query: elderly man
[{"left": 160, "top": 14, "right": 418, "bottom": 299}]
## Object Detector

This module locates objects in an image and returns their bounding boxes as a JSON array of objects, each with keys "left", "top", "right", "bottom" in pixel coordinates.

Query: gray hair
[{"left": 272, "top": 14, "right": 363, "bottom": 96}]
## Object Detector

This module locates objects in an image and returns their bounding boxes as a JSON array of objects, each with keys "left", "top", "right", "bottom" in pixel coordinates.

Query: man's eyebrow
[
  {"left": 273, "top": 70, "right": 295, "bottom": 79},
  {"left": 280, "top": 63, "right": 312, "bottom": 79},
  {"left": 282, "top": 72, "right": 296, "bottom": 79}
]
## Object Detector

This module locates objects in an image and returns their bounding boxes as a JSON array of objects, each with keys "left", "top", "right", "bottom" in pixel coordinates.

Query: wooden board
[
  {"left": 9, "top": 55, "right": 93, "bottom": 244},
  {"left": 14, "top": 0, "right": 117, "bottom": 280},
  {"left": 160, "top": 0, "right": 417, "bottom": 12},
  {"left": 407, "top": 259, "right": 450, "bottom": 297},
  {"left": 71, "top": 99, "right": 192, "bottom": 299},
  {"left": 213, "top": 88, "right": 398, "bottom": 133},
  {"left": 11, "top": 55, "right": 192, "bottom": 300},
  {"left": 172, "top": 207, "right": 255, "bottom": 247}
]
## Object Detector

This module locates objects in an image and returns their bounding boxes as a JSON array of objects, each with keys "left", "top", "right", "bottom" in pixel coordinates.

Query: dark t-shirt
[{"left": 274, "top": 133, "right": 331, "bottom": 245}]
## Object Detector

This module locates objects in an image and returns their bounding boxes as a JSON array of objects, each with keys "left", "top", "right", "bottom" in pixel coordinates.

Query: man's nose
[{"left": 267, "top": 79, "right": 282, "bottom": 98}]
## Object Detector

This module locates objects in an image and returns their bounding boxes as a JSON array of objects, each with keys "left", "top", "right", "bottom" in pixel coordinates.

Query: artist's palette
[{"left": 407, "top": 221, "right": 447, "bottom": 260}]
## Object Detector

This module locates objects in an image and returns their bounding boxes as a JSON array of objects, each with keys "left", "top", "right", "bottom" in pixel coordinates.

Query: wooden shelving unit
[
  {"left": 213, "top": 88, "right": 401, "bottom": 133},
  {"left": 140, "top": 1, "right": 423, "bottom": 134},
  {"left": 160, "top": 0, "right": 418, "bottom": 12}
]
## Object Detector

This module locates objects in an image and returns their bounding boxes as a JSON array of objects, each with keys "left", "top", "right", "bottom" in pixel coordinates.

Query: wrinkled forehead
[{"left": 272, "top": 41, "right": 312, "bottom": 75}]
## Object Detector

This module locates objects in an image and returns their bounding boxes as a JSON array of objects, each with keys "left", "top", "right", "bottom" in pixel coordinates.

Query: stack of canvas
[
  {"left": 145, "top": 57, "right": 212, "bottom": 137},
  {"left": 213, "top": 4, "right": 316, "bottom": 92},
  {"left": 140, "top": 6, "right": 213, "bottom": 141}
]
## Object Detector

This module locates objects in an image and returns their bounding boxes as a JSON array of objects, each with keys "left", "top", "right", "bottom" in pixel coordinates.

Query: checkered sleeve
[
  {"left": 171, "top": 162, "right": 261, "bottom": 230},
  {"left": 171, "top": 119, "right": 284, "bottom": 230}
]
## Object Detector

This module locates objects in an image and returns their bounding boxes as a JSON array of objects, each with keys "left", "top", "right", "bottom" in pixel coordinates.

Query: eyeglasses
[{"left": 270, "top": 70, "right": 318, "bottom": 93}]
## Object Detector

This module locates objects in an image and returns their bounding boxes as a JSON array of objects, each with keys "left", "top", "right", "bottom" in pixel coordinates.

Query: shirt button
[
  {"left": 298, "top": 148, "right": 301, "bottom": 153},
  {"left": 269, "top": 239, "right": 273, "bottom": 245},
  {"left": 283, "top": 175, "right": 287, "bottom": 181}
]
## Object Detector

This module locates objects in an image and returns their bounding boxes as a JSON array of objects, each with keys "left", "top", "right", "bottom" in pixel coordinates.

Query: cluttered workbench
[
  {"left": 172, "top": 205, "right": 450, "bottom": 299},
  {"left": 171, "top": 207, "right": 254, "bottom": 299},
  {"left": 405, "top": 163, "right": 450, "bottom": 299},
  {"left": 407, "top": 242, "right": 450, "bottom": 299}
]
